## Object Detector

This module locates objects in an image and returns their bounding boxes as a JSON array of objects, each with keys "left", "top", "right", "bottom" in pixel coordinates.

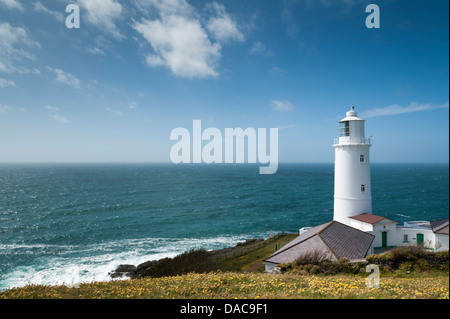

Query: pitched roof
[
  {"left": 264, "top": 221, "right": 375, "bottom": 265},
  {"left": 349, "top": 213, "right": 397, "bottom": 225},
  {"left": 430, "top": 218, "right": 449, "bottom": 235}
]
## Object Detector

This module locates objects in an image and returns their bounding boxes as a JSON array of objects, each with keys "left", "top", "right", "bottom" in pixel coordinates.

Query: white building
[
  {"left": 430, "top": 219, "right": 450, "bottom": 251},
  {"left": 397, "top": 219, "right": 449, "bottom": 251},
  {"left": 332, "top": 107, "right": 448, "bottom": 252},
  {"left": 348, "top": 213, "right": 397, "bottom": 252}
]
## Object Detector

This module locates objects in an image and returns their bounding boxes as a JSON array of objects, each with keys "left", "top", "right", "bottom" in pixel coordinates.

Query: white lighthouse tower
[{"left": 333, "top": 107, "right": 372, "bottom": 226}]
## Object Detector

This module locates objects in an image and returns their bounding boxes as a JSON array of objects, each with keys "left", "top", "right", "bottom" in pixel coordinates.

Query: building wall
[
  {"left": 264, "top": 262, "right": 279, "bottom": 271},
  {"left": 350, "top": 220, "right": 449, "bottom": 252},
  {"left": 395, "top": 227, "right": 436, "bottom": 249},
  {"left": 333, "top": 145, "right": 372, "bottom": 225},
  {"left": 372, "top": 222, "right": 397, "bottom": 248},
  {"left": 434, "top": 234, "right": 449, "bottom": 251},
  {"left": 349, "top": 219, "right": 373, "bottom": 232}
]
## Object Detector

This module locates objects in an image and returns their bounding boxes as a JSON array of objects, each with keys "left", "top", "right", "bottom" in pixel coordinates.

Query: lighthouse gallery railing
[{"left": 334, "top": 137, "right": 372, "bottom": 145}]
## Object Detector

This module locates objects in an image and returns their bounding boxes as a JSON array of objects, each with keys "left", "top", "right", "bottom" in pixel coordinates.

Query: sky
[{"left": 0, "top": 0, "right": 448, "bottom": 164}]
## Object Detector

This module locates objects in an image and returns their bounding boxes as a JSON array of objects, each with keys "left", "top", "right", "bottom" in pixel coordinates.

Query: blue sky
[{"left": 0, "top": 0, "right": 448, "bottom": 163}]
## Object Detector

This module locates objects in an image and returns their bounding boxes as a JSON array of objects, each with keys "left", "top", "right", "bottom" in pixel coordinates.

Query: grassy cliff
[{"left": 0, "top": 235, "right": 448, "bottom": 299}]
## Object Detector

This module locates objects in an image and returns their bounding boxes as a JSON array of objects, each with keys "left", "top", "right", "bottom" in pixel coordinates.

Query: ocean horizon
[{"left": 0, "top": 163, "right": 448, "bottom": 290}]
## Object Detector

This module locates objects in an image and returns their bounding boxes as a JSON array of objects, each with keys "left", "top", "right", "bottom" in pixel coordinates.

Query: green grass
[{"left": 217, "top": 233, "right": 298, "bottom": 272}]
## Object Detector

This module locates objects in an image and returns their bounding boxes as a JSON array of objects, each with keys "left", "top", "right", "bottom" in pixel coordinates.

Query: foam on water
[{"left": 0, "top": 233, "right": 275, "bottom": 290}]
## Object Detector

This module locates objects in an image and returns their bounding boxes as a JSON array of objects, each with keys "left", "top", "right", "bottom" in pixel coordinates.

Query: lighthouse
[
  {"left": 333, "top": 107, "right": 372, "bottom": 225},
  {"left": 264, "top": 106, "right": 449, "bottom": 272}
]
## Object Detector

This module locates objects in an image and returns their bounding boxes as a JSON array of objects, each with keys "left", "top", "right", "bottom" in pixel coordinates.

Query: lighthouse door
[
  {"left": 381, "top": 232, "right": 387, "bottom": 248},
  {"left": 417, "top": 234, "right": 424, "bottom": 246}
]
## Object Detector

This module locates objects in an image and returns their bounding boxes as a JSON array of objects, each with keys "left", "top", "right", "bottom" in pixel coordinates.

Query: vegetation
[
  {"left": 0, "top": 237, "right": 448, "bottom": 299},
  {"left": 280, "top": 251, "right": 362, "bottom": 276},
  {"left": 139, "top": 249, "right": 218, "bottom": 278},
  {"left": 132, "top": 234, "right": 298, "bottom": 278},
  {"left": 366, "top": 245, "right": 449, "bottom": 275},
  {"left": 278, "top": 246, "right": 449, "bottom": 277},
  {"left": 214, "top": 234, "right": 298, "bottom": 272},
  {"left": 1, "top": 272, "right": 447, "bottom": 299}
]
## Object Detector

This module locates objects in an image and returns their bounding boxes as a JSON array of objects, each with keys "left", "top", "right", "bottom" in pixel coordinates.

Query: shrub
[
  {"left": 140, "top": 249, "right": 219, "bottom": 278},
  {"left": 294, "top": 250, "right": 330, "bottom": 266},
  {"left": 367, "top": 246, "right": 449, "bottom": 273},
  {"left": 388, "top": 245, "right": 428, "bottom": 262},
  {"left": 289, "top": 250, "right": 361, "bottom": 275}
]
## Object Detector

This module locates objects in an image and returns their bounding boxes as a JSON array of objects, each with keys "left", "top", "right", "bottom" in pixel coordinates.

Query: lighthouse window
[
  {"left": 361, "top": 184, "right": 366, "bottom": 192},
  {"left": 360, "top": 155, "right": 365, "bottom": 163},
  {"left": 339, "top": 121, "right": 350, "bottom": 137}
]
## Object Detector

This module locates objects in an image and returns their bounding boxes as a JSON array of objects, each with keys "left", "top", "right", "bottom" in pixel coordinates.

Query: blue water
[{"left": 0, "top": 163, "right": 448, "bottom": 290}]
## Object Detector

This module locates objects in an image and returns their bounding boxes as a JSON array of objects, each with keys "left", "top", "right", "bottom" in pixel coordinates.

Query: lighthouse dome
[
  {"left": 340, "top": 107, "right": 364, "bottom": 122},
  {"left": 346, "top": 109, "right": 357, "bottom": 117}
]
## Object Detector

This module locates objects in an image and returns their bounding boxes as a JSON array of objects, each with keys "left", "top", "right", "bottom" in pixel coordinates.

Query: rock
[
  {"left": 109, "top": 264, "right": 137, "bottom": 278},
  {"left": 265, "top": 266, "right": 283, "bottom": 274},
  {"left": 349, "top": 258, "right": 369, "bottom": 266},
  {"left": 109, "top": 260, "right": 166, "bottom": 279},
  {"left": 134, "top": 260, "right": 162, "bottom": 278}
]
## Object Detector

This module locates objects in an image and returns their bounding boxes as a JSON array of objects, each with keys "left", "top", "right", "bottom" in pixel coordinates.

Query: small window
[
  {"left": 361, "top": 184, "right": 366, "bottom": 192},
  {"left": 360, "top": 155, "right": 365, "bottom": 163},
  {"left": 339, "top": 121, "right": 350, "bottom": 137},
  {"left": 403, "top": 234, "right": 409, "bottom": 242}
]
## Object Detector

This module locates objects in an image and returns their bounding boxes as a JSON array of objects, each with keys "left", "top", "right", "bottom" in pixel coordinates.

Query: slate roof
[
  {"left": 264, "top": 221, "right": 375, "bottom": 265},
  {"left": 430, "top": 218, "right": 449, "bottom": 235},
  {"left": 349, "top": 213, "right": 397, "bottom": 225}
]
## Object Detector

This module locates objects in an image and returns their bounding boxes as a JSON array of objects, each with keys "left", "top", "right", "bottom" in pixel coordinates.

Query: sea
[{"left": 0, "top": 163, "right": 448, "bottom": 291}]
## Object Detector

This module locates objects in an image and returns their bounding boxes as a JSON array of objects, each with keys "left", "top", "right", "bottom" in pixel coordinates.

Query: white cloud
[
  {"left": 145, "top": 54, "right": 165, "bottom": 66},
  {"left": 128, "top": 101, "right": 138, "bottom": 109},
  {"left": 250, "top": 42, "right": 274, "bottom": 56},
  {"left": 47, "top": 67, "right": 81, "bottom": 89},
  {"left": 0, "top": 0, "right": 23, "bottom": 11},
  {"left": 271, "top": 100, "right": 294, "bottom": 112},
  {"left": 361, "top": 102, "right": 449, "bottom": 118},
  {"left": 87, "top": 47, "right": 106, "bottom": 56},
  {"left": 33, "top": 1, "right": 64, "bottom": 22},
  {"left": 49, "top": 114, "right": 70, "bottom": 124},
  {"left": 206, "top": 2, "right": 244, "bottom": 43},
  {"left": 77, "top": 0, "right": 123, "bottom": 39},
  {"left": 0, "top": 77, "right": 16, "bottom": 88},
  {"left": 270, "top": 67, "right": 287, "bottom": 76},
  {"left": 45, "top": 105, "right": 60, "bottom": 111},
  {"left": 132, "top": 0, "right": 243, "bottom": 79},
  {"left": 133, "top": 15, "right": 221, "bottom": 78},
  {"left": 134, "top": 0, "right": 193, "bottom": 17},
  {"left": 86, "top": 36, "right": 114, "bottom": 56},
  {"left": 278, "top": 124, "right": 296, "bottom": 130},
  {"left": 0, "top": 22, "right": 40, "bottom": 73},
  {"left": 105, "top": 107, "right": 123, "bottom": 116},
  {"left": 0, "top": 104, "right": 12, "bottom": 113}
]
